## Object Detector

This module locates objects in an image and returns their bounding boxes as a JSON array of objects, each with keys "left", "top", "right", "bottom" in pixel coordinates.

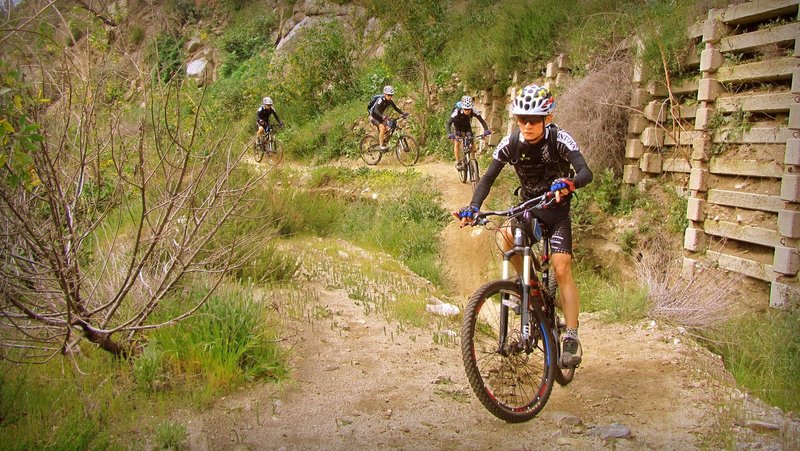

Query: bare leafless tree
[{"left": 0, "top": 2, "right": 266, "bottom": 362}]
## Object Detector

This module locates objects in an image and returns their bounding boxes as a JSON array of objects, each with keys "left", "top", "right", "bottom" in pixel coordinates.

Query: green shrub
[
  {"left": 164, "top": 0, "right": 207, "bottom": 24},
  {"left": 219, "top": 13, "right": 276, "bottom": 76},
  {"left": 271, "top": 21, "right": 357, "bottom": 122},
  {"left": 150, "top": 32, "right": 185, "bottom": 83},
  {"left": 583, "top": 168, "right": 638, "bottom": 215}
]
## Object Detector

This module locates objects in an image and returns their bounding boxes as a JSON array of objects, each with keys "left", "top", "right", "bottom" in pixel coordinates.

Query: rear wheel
[
  {"left": 545, "top": 275, "right": 575, "bottom": 386},
  {"left": 461, "top": 279, "right": 556, "bottom": 423},
  {"left": 395, "top": 135, "right": 419, "bottom": 166},
  {"left": 360, "top": 135, "right": 382, "bottom": 165}
]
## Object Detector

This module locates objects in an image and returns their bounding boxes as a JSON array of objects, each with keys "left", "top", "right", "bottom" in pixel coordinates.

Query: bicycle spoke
[
  {"left": 360, "top": 135, "right": 382, "bottom": 165},
  {"left": 395, "top": 135, "right": 419, "bottom": 166}
]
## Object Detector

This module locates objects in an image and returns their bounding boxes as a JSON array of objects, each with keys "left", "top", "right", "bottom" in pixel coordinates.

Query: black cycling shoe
[{"left": 560, "top": 337, "right": 582, "bottom": 368}]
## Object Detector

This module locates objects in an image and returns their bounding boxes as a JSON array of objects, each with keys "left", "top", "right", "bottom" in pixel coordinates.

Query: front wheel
[
  {"left": 360, "top": 135, "right": 382, "bottom": 165},
  {"left": 457, "top": 155, "right": 468, "bottom": 184},
  {"left": 252, "top": 136, "right": 266, "bottom": 162},
  {"left": 461, "top": 280, "right": 556, "bottom": 423},
  {"left": 395, "top": 135, "right": 419, "bottom": 166},
  {"left": 467, "top": 158, "right": 480, "bottom": 189},
  {"left": 266, "top": 137, "right": 284, "bottom": 166}
]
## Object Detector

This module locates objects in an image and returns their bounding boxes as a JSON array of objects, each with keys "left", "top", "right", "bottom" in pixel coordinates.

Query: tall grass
[
  {"left": 704, "top": 309, "right": 800, "bottom": 413},
  {"left": 144, "top": 283, "right": 288, "bottom": 391},
  {"left": 0, "top": 351, "right": 141, "bottom": 450},
  {"left": 573, "top": 261, "right": 649, "bottom": 322}
]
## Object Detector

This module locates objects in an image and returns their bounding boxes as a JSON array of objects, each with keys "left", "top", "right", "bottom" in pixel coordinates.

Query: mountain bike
[
  {"left": 360, "top": 115, "right": 419, "bottom": 166},
  {"left": 460, "top": 192, "right": 575, "bottom": 423},
  {"left": 454, "top": 133, "right": 489, "bottom": 190},
  {"left": 253, "top": 125, "right": 283, "bottom": 165}
]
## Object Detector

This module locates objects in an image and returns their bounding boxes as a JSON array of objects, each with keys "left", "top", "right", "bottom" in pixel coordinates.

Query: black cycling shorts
[{"left": 524, "top": 206, "right": 573, "bottom": 255}]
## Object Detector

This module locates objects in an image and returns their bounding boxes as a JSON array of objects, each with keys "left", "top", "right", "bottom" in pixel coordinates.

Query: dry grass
[
  {"left": 556, "top": 58, "right": 634, "bottom": 174},
  {"left": 635, "top": 235, "right": 741, "bottom": 329}
]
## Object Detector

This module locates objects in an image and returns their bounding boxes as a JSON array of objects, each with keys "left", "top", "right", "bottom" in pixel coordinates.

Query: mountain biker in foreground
[
  {"left": 447, "top": 95, "right": 491, "bottom": 170},
  {"left": 454, "top": 84, "right": 593, "bottom": 368},
  {"left": 369, "top": 85, "right": 407, "bottom": 150},
  {"left": 256, "top": 96, "right": 283, "bottom": 139}
]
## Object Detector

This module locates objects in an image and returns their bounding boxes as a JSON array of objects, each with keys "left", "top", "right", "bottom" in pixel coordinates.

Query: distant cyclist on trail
[
  {"left": 447, "top": 95, "right": 491, "bottom": 170},
  {"left": 369, "top": 85, "right": 407, "bottom": 150},
  {"left": 256, "top": 96, "right": 283, "bottom": 139},
  {"left": 454, "top": 84, "right": 593, "bottom": 368}
]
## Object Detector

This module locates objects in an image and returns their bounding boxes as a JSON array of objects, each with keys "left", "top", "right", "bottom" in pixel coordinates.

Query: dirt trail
[{"left": 186, "top": 160, "right": 796, "bottom": 450}]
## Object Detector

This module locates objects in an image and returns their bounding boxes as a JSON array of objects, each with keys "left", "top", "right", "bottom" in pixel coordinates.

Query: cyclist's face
[
  {"left": 385, "top": 94, "right": 393, "bottom": 100},
  {"left": 463, "top": 108, "right": 472, "bottom": 115},
  {"left": 517, "top": 115, "right": 548, "bottom": 143}
]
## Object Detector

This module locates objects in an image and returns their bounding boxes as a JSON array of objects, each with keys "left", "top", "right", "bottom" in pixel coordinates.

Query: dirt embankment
[{"left": 185, "top": 160, "right": 798, "bottom": 450}]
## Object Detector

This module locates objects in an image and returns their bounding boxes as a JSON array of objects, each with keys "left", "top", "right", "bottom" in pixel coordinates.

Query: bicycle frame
[{"left": 476, "top": 193, "right": 556, "bottom": 354}]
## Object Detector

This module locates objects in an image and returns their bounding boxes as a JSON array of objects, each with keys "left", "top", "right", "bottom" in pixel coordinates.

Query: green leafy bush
[
  {"left": 219, "top": 13, "right": 276, "bottom": 76},
  {"left": 150, "top": 32, "right": 185, "bottom": 83},
  {"left": 271, "top": 21, "right": 357, "bottom": 122}
]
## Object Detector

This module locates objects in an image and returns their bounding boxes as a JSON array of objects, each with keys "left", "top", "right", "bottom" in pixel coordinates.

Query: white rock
[{"left": 426, "top": 303, "right": 460, "bottom": 317}]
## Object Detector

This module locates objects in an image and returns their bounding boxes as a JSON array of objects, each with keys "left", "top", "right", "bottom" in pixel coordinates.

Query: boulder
[
  {"left": 186, "top": 58, "right": 209, "bottom": 85},
  {"left": 186, "top": 37, "right": 202, "bottom": 54}
]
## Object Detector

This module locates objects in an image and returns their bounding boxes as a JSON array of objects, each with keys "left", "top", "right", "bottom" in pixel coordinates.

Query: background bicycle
[
  {"left": 454, "top": 133, "right": 489, "bottom": 190},
  {"left": 460, "top": 192, "right": 575, "bottom": 423},
  {"left": 360, "top": 114, "right": 419, "bottom": 166},
  {"left": 253, "top": 124, "right": 284, "bottom": 166}
]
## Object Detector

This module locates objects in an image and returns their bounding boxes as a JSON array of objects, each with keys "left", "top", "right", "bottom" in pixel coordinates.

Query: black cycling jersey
[
  {"left": 469, "top": 126, "right": 593, "bottom": 210},
  {"left": 446, "top": 107, "right": 490, "bottom": 135},
  {"left": 369, "top": 95, "right": 404, "bottom": 121},
  {"left": 256, "top": 106, "right": 282, "bottom": 126}
]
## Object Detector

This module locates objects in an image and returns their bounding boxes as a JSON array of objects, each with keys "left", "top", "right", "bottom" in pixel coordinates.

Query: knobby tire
[
  {"left": 266, "top": 137, "right": 284, "bottom": 166},
  {"left": 395, "top": 135, "right": 419, "bottom": 166},
  {"left": 457, "top": 155, "right": 468, "bottom": 184},
  {"left": 461, "top": 279, "right": 556, "bottom": 422},
  {"left": 468, "top": 158, "right": 480, "bottom": 190},
  {"left": 253, "top": 137, "right": 266, "bottom": 163},
  {"left": 360, "top": 135, "right": 382, "bottom": 165},
  {"left": 545, "top": 271, "right": 575, "bottom": 386}
]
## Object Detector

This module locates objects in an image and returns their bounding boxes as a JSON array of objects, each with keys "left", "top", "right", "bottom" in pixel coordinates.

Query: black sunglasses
[{"left": 517, "top": 115, "right": 545, "bottom": 125}]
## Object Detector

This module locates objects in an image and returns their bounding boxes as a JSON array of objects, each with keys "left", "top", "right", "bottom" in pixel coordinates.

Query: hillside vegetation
[{"left": 0, "top": 0, "right": 798, "bottom": 448}]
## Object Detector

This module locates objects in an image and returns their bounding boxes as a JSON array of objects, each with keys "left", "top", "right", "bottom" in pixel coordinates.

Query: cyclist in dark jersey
[
  {"left": 256, "top": 96, "right": 283, "bottom": 139},
  {"left": 447, "top": 95, "right": 491, "bottom": 170},
  {"left": 369, "top": 85, "right": 407, "bottom": 150},
  {"left": 454, "top": 84, "right": 593, "bottom": 368}
]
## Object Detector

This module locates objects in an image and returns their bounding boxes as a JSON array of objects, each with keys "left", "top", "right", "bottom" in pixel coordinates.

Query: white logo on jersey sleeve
[
  {"left": 492, "top": 134, "right": 511, "bottom": 161},
  {"left": 557, "top": 130, "right": 579, "bottom": 152}
]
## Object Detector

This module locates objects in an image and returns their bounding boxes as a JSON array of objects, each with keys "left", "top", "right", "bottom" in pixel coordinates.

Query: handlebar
[
  {"left": 451, "top": 131, "right": 492, "bottom": 142},
  {"left": 473, "top": 192, "right": 556, "bottom": 226}
]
